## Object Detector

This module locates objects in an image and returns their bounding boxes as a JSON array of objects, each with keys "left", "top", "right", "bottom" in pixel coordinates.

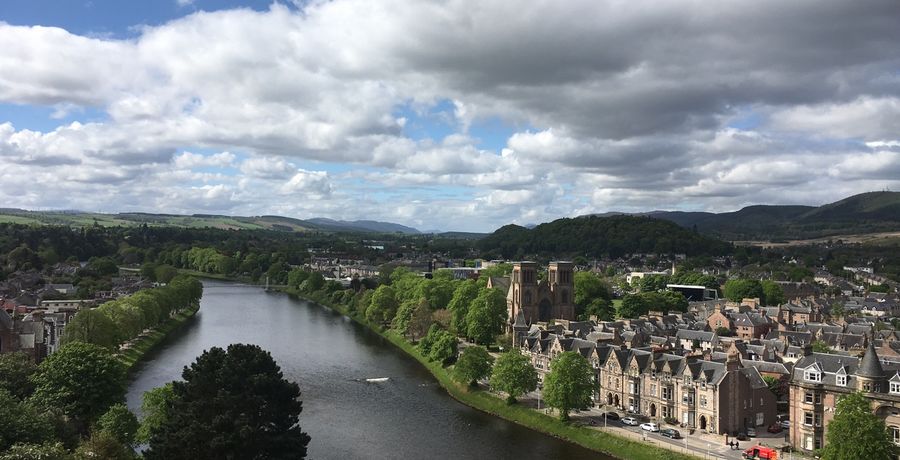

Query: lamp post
[{"left": 706, "top": 442, "right": 710, "bottom": 459}]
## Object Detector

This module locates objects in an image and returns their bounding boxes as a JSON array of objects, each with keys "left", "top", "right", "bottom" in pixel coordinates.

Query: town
[{"left": 4, "top": 221, "right": 899, "bottom": 459}]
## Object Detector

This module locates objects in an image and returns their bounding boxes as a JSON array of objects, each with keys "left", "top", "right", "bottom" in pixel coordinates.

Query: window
[
  {"left": 892, "top": 426, "right": 900, "bottom": 445},
  {"left": 650, "top": 384, "right": 657, "bottom": 396},
  {"left": 805, "top": 392, "right": 813, "bottom": 404},
  {"left": 662, "top": 387, "right": 673, "bottom": 401},
  {"left": 836, "top": 374, "right": 847, "bottom": 386},
  {"left": 804, "top": 369, "right": 821, "bottom": 382},
  {"left": 814, "top": 437, "right": 821, "bottom": 449},
  {"left": 815, "top": 394, "right": 821, "bottom": 405},
  {"left": 756, "top": 412, "right": 764, "bottom": 426},
  {"left": 804, "top": 435, "right": 814, "bottom": 450},
  {"left": 700, "top": 395, "right": 707, "bottom": 407},
  {"left": 815, "top": 413, "right": 822, "bottom": 427},
  {"left": 891, "top": 382, "right": 900, "bottom": 394},
  {"left": 804, "top": 412, "right": 813, "bottom": 426}
]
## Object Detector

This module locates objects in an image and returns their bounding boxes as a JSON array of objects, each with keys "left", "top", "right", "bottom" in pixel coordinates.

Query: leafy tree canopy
[
  {"left": 30, "top": 342, "right": 126, "bottom": 429},
  {"left": 490, "top": 350, "right": 538, "bottom": 404},
  {"left": 452, "top": 346, "right": 494, "bottom": 387},
  {"left": 144, "top": 344, "right": 310, "bottom": 460},
  {"left": 821, "top": 391, "right": 895, "bottom": 460},
  {"left": 542, "top": 351, "right": 595, "bottom": 421}
]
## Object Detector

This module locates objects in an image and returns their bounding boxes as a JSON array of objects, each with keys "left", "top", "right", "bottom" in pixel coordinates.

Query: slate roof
[
  {"left": 858, "top": 341, "right": 885, "bottom": 378},
  {"left": 676, "top": 329, "right": 716, "bottom": 342}
]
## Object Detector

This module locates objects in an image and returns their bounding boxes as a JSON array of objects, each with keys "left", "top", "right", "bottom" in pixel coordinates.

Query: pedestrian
[
  {"left": 728, "top": 440, "right": 734, "bottom": 450},
  {"left": 735, "top": 441, "right": 739, "bottom": 450}
]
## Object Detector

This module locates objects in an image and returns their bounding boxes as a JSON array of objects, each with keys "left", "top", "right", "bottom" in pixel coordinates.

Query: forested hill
[
  {"left": 478, "top": 215, "right": 733, "bottom": 259},
  {"left": 646, "top": 191, "right": 900, "bottom": 241}
]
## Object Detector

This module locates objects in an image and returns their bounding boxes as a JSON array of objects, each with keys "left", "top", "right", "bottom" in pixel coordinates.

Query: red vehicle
[{"left": 742, "top": 445, "right": 778, "bottom": 459}]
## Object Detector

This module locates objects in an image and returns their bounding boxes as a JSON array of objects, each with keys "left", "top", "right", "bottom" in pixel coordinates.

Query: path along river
[{"left": 126, "top": 280, "right": 608, "bottom": 459}]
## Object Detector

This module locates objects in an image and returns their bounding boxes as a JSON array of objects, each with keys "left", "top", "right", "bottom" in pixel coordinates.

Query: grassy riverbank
[
  {"left": 284, "top": 287, "right": 698, "bottom": 460},
  {"left": 117, "top": 303, "right": 200, "bottom": 373}
]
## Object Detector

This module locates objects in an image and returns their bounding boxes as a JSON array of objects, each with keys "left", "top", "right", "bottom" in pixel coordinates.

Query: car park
[
  {"left": 621, "top": 416, "right": 639, "bottom": 426},
  {"left": 660, "top": 428, "right": 681, "bottom": 439},
  {"left": 639, "top": 422, "right": 660, "bottom": 432}
]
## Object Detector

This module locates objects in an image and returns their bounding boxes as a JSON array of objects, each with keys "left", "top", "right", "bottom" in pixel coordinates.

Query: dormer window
[
  {"left": 891, "top": 382, "right": 900, "bottom": 395},
  {"left": 804, "top": 369, "right": 821, "bottom": 382},
  {"left": 836, "top": 375, "right": 847, "bottom": 386}
]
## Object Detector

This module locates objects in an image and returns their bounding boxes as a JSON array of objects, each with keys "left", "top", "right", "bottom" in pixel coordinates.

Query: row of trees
[
  {"left": 452, "top": 346, "right": 595, "bottom": 421},
  {"left": 63, "top": 275, "right": 203, "bottom": 349}
]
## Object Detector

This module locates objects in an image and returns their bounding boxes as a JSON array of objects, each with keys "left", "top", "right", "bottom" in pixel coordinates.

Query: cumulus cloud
[{"left": 0, "top": 0, "right": 898, "bottom": 231}]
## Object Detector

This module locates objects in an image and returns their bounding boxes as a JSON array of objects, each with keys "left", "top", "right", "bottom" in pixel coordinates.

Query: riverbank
[
  {"left": 117, "top": 303, "right": 200, "bottom": 373},
  {"left": 283, "top": 287, "right": 699, "bottom": 460}
]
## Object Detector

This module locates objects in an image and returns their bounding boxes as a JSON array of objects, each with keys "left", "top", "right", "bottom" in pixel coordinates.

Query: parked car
[
  {"left": 604, "top": 412, "right": 620, "bottom": 421},
  {"left": 780, "top": 420, "right": 790, "bottom": 429},
  {"left": 767, "top": 423, "right": 783, "bottom": 433},
  {"left": 640, "top": 422, "right": 660, "bottom": 432},
  {"left": 735, "top": 432, "right": 749, "bottom": 441},
  {"left": 621, "top": 416, "right": 639, "bottom": 426},
  {"left": 660, "top": 428, "right": 682, "bottom": 439},
  {"left": 742, "top": 445, "right": 779, "bottom": 459},
  {"left": 746, "top": 428, "right": 757, "bottom": 437}
]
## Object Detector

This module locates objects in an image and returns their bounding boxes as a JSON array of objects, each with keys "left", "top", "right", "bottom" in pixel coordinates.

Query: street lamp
[{"left": 706, "top": 442, "right": 710, "bottom": 459}]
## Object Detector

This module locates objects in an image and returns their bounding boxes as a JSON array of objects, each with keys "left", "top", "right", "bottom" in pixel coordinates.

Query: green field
[{"left": 0, "top": 210, "right": 315, "bottom": 232}]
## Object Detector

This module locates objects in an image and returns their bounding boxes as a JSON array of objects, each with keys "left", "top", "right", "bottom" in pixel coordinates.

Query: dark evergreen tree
[{"left": 144, "top": 344, "right": 310, "bottom": 460}]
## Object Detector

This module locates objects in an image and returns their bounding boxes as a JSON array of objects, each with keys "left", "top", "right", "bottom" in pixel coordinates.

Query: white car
[
  {"left": 621, "top": 416, "right": 639, "bottom": 426},
  {"left": 640, "top": 422, "right": 660, "bottom": 432}
]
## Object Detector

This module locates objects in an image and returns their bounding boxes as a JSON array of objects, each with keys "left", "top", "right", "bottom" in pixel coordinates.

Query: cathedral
[{"left": 506, "top": 261, "right": 575, "bottom": 330}]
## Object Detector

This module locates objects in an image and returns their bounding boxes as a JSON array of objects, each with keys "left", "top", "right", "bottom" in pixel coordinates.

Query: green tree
[
  {"left": 30, "top": 342, "right": 126, "bottom": 430},
  {"left": 722, "top": 279, "right": 765, "bottom": 304},
  {"left": 144, "top": 344, "right": 310, "bottom": 460},
  {"left": 762, "top": 375, "right": 787, "bottom": 399},
  {"left": 0, "top": 390, "right": 54, "bottom": 452},
  {"left": 820, "top": 391, "right": 895, "bottom": 460},
  {"left": 136, "top": 384, "right": 174, "bottom": 444},
  {"left": 62, "top": 308, "right": 120, "bottom": 349},
  {"left": 447, "top": 281, "right": 480, "bottom": 333},
  {"left": 582, "top": 298, "right": 614, "bottom": 321},
  {"left": 465, "top": 288, "right": 507, "bottom": 345},
  {"left": 542, "top": 351, "right": 595, "bottom": 421},
  {"left": 428, "top": 330, "right": 458, "bottom": 365},
  {"left": 617, "top": 294, "right": 649, "bottom": 318},
  {"left": 0, "top": 352, "right": 38, "bottom": 400},
  {"left": 574, "top": 271, "right": 611, "bottom": 319},
  {"left": 761, "top": 280, "right": 786, "bottom": 306},
  {"left": 715, "top": 326, "right": 733, "bottom": 337},
  {"left": 490, "top": 350, "right": 538, "bottom": 404},
  {"left": 366, "top": 285, "right": 399, "bottom": 324},
  {"left": 452, "top": 346, "right": 494, "bottom": 387},
  {"left": 96, "top": 403, "right": 139, "bottom": 447},
  {"left": 0, "top": 442, "right": 72, "bottom": 460},
  {"left": 811, "top": 340, "right": 831, "bottom": 353},
  {"left": 74, "top": 432, "right": 135, "bottom": 460}
]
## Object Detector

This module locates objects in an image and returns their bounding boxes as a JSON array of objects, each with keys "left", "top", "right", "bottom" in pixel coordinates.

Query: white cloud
[{"left": 0, "top": 1, "right": 898, "bottom": 231}]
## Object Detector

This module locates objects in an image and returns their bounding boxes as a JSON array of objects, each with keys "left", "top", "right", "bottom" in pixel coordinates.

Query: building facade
[{"left": 507, "top": 262, "right": 575, "bottom": 327}]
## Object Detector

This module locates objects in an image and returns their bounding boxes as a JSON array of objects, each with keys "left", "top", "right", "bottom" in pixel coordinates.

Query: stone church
[{"left": 507, "top": 261, "right": 575, "bottom": 331}]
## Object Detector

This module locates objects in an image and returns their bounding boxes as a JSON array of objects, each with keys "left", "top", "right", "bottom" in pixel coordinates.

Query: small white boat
[{"left": 364, "top": 377, "right": 390, "bottom": 383}]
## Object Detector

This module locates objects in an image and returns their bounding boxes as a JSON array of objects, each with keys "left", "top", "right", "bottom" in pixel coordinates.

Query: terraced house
[
  {"left": 789, "top": 341, "right": 900, "bottom": 453},
  {"left": 597, "top": 346, "right": 777, "bottom": 434}
]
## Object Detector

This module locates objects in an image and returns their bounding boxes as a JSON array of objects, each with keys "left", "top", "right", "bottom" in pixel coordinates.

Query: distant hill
[
  {"left": 644, "top": 191, "right": 900, "bottom": 241},
  {"left": 479, "top": 215, "right": 733, "bottom": 259},
  {"left": 0, "top": 209, "right": 421, "bottom": 235},
  {"left": 305, "top": 218, "right": 420, "bottom": 234}
]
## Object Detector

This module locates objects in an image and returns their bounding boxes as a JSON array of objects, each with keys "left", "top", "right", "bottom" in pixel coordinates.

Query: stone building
[
  {"left": 789, "top": 341, "right": 900, "bottom": 453},
  {"left": 597, "top": 345, "right": 777, "bottom": 434},
  {"left": 506, "top": 261, "right": 575, "bottom": 329}
]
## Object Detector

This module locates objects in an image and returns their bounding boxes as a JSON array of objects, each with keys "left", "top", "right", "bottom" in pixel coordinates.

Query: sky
[{"left": 1, "top": 1, "right": 899, "bottom": 233}]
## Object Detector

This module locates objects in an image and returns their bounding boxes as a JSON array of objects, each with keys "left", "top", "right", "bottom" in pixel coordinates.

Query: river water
[{"left": 126, "top": 280, "right": 606, "bottom": 459}]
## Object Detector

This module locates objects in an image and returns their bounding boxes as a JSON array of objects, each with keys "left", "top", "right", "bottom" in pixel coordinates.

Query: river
[{"left": 126, "top": 280, "right": 607, "bottom": 459}]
